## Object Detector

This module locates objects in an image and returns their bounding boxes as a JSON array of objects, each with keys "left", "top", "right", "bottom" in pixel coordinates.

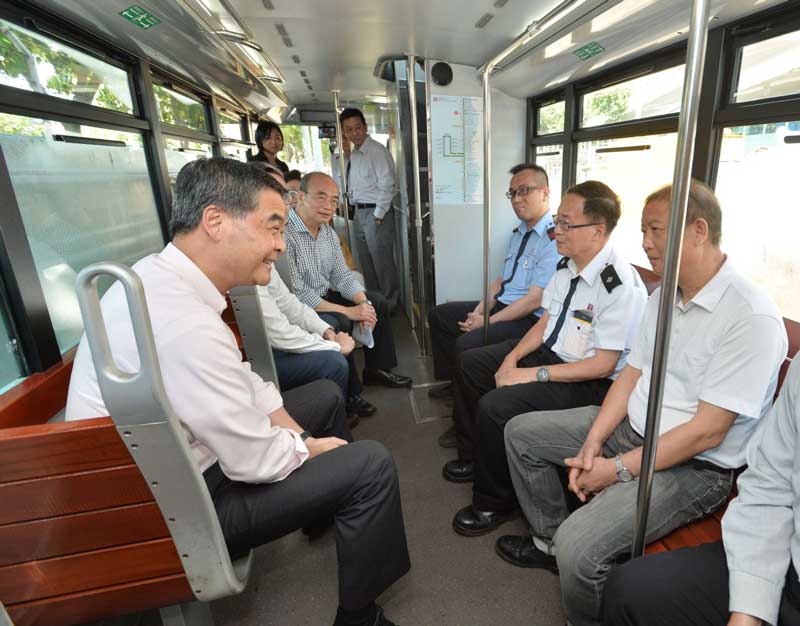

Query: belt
[
  {"left": 688, "top": 459, "right": 732, "bottom": 475},
  {"left": 353, "top": 202, "right": 376, "bottom": 209}
]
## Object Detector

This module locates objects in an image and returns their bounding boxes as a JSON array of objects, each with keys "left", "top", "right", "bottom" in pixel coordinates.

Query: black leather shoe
[
  {"left": 428, "top": 382, "right": 454, "bottom": 399},
  {"left": 442, "top": 459, "right": 473, "bottom": 482},
  {"left": 453, "top": 505, "right": 519, "bottom": 536},
  {"left": 363, "top": 369, "right": 412, "bottom": 388},
  {"left": 495, "top": 535, "right": 559, "bottom": 573},
  {"left": 374, "top": 606, "right": 399, "bottom": 626},
  {"left": 346, "top": 394, "right": 377, "bottom": 417},
  {"left": 438, "top": 424, "right": 457, "bottom": 448}
]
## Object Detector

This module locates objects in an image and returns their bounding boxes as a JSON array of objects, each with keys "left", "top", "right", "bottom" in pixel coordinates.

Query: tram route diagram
[{"left": 431, "top": 95, "right": 483, "bottom": 204}]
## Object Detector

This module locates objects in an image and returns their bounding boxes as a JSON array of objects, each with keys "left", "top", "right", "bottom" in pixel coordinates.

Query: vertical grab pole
[
  {"left": 332, "top": 89, "right": 352, "bottom": 250},
  {"left": 631, "top": 0, "right": 711, "bottom": 557},
  {"left": 481, "top": 65, "right": 493, "bottom": 343},
  {"left": 407, "top": 54, "right": 428, "bottom": 356}
]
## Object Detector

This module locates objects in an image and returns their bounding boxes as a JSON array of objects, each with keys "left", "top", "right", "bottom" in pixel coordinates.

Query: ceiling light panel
[{"left": 475, "top": 13, "right": 494, "bottom": 28}]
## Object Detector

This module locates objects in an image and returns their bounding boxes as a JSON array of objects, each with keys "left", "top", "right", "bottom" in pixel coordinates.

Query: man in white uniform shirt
[
  {"left": 65, "top": 158, "right": 409, "bottom": 626},
  {"left": 447, "top": 181, "right": 648, "bottom": 536},
  {"left": 336, "top": 107, "right": 399, "bottom": 310},
  {"left": 499, "top": 181, "right": 787, "bottom": 626}
]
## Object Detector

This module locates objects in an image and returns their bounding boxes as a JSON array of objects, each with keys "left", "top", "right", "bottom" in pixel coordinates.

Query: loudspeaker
[{"left": 431, "top": 61, "right": 453, "bottom": 87}]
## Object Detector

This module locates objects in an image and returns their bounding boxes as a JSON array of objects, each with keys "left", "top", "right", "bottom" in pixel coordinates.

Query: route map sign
[{"left": 431, "top": 95, "right": 484, "bottom": 204}]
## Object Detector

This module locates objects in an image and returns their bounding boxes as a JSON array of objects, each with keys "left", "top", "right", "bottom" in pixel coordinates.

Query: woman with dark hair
[{"left": 250, "top": 120, "right": 289, "bottom": 175}]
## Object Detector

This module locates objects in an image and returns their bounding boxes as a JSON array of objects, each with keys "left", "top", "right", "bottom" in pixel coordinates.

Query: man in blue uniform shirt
[{"left": 428, "top": 163, "right": 560, "bottom": 447}]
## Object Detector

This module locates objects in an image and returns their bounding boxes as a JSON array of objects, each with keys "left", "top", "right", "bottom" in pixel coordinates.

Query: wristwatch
[
  {"left": 614, "top": 455, "right": 633, "bottom": 482},
  {"left": 536, "top": 366, "right": 550, "bottom": 383},
  {"left": 358, "top": 299, "right": 373, "bottom": 306},
  {"left": 300, "top": 430, "right": 311, "bottom": 442}
]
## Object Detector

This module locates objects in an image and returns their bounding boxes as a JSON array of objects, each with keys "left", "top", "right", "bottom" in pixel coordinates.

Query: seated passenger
[
  {"left": 446, "top": 181, "right": 648, "bottom": 532},
  {"left": 428, "top": 163, "right": 560, "bottom": 447},
  {"left": 285, "top": 171, "right": 412, "bottom": 389},
  {"left": 603, "top": 352, "right": 800, "bottom": 626},
  {"left": 259, "top": 265, "right": 378, "bottom": 419},
  {"left": 500, "top": 181, "right": 788, "bottom": 626},
  {"left": 65, "top": 158, "right": 409, "bottom": 626}
]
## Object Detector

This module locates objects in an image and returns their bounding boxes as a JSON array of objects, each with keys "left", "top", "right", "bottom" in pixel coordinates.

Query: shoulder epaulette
[
  {"left": 600, "top": 264, "right": 623, "bottom": 294},
  {"left": 557, "top": 257, "right": 570, "bottom": 270},
  {"left": 547, "top": 226, "right": 556, "bottom": 241}
]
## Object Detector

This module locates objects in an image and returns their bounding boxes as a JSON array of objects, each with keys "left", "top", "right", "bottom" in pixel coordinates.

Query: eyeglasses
[
  {"left": 552, "top": 216, "right": 604, "bottom": 232},
  {"left": 311, "top": 192, "right": 340, "bottom": 209},
  {"left": 282, "top": 190, "right": 298, "bottom": 204},
  {"left": 505, "top": 185, "right": 547, "bottom": 200}
]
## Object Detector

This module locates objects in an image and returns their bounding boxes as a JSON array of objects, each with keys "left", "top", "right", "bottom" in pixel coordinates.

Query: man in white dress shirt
[
  {"left": 336, "top": 107, "right": 399, "bottom": 310},
  {"left": 65, "top": 158, "right": 409, "bottom": 626}
]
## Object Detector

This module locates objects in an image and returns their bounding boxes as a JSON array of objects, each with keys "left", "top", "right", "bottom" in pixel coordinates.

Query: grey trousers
[
  {"left": 504, "top": 406, "right": 734, "bottom": 626},
  {"left": 353, "top": 207, "right": 399, "bottom": 311}
]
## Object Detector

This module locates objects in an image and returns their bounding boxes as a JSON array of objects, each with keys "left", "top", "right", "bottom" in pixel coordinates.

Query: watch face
[
  {"left": 537, "top": 367, "right": 549, "bottom": 382},
  {"left": 619, "top": 469, "right": 633, "bottom": 482}
]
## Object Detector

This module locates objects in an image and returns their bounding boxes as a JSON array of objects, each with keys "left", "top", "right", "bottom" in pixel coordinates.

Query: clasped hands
[
  {"left": 458, "top": 311, "right": 485, "bottom": 333},
  {"left": 347, "top": 301, "right": 377, "bottom": 329},
  {"left": 564, "top": 440, "right": 618, "bottom": 502}
]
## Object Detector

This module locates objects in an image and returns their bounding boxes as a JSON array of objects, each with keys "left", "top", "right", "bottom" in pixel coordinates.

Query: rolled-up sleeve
[{"left": 164, "top": 320, "right": 308, "bottom": 483}]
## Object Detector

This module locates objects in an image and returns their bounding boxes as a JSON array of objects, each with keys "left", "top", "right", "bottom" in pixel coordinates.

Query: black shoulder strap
[
  {"left": 557, "top": 256, "right": 570, "bottom": 270},
  {"left": 600, "top": 265, "right": 623, "bottom": 294}
]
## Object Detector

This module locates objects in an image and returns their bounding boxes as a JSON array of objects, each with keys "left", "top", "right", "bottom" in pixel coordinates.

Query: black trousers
[
  {"left": 428, "top": 300, "right": 537, "bottom": 381},
  {"left": 454, "top": 338, "right": 612, "bottom": 510},
  {"left": 203, "top": 379, "right": 410, "bottom": 609},
  {"left": 319, "top": 290, "right": 398, "bottom": 373},
  {"left": 604, "top": 541, "right": 800, "bottom": 626}
]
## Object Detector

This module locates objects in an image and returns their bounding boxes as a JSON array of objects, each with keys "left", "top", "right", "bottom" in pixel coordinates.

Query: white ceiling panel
[{"left": 231, "top": 0, "right": 792, "bottom": 108}]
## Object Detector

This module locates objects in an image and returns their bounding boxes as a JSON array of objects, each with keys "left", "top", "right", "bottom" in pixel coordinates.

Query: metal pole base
[{"left": 160, "top": 602, "right": 214, "bottom": 626}]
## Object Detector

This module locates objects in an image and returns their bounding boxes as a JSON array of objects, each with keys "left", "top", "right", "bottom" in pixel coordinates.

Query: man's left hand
[
  {"left": 458, "top": 312, "right": 485, "bottom": 333},
  {"left": 495, "top": 367, "right": 534, "bottom": 388},
  {"left": 574, "top": 456, "right": 617, "bottom": 497}
]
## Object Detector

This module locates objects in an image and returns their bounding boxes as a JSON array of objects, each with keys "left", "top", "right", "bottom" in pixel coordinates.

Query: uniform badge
[
  {"left": 547, "top": 226, "right": 556, "bottom": 241},
  {"left": 600, "top": 265, "right": 623, "bottom": 294}
]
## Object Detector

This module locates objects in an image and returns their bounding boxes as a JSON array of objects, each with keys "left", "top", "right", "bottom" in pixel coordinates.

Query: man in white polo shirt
[{"left": 497, "top": 181, "right": 788, "bottom": 626}]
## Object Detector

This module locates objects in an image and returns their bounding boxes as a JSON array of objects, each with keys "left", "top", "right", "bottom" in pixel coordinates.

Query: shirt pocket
[{"left": 683, "top": 349, "right": 713, "bottom": 395}]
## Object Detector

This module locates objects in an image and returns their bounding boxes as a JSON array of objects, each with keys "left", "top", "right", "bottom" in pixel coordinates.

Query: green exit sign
[
  {"left": 573, "top": 42, "right": 605, "bottom": 61},
  {"left": 120, "top": 5, "right": 161, "bottom": 30}
]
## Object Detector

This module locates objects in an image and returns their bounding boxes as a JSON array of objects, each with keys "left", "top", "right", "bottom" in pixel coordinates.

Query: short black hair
[
  {"left": 509, "top": 163, "right": 549, "bottom": 187},
  {"left": 566, "top": 180, "right": 621, "bottom": 234},
  {"left": 254, "top": 120, "right": 283, "bottom": 150},
  {"left": 340, "top": 108, "right": 366, "bottom": 126},
  {"left": 169, "top": 157, "right": 284, "bottom": 237},
  {"left": 285, "top": 169, "right": 302, "bottom": 183}
]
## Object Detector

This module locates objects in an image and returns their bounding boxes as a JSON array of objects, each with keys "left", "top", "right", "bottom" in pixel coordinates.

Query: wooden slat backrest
[
  {"left": 0, "top": 419, "right": 192, "bottom": 626},
  {"left": 0, "top": 350, "right": 75, "bottom": 430}
]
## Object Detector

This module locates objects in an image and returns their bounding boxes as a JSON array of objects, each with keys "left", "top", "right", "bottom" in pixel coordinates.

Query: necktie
[
  {"left": 544, "top": 276, "right": 580, "bottom": 350},
  {"left": 495, "top": 229, "right": 534, "bottom": 301}
]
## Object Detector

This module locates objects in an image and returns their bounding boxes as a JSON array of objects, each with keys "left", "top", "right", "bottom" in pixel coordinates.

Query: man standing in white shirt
[
  {"left": 498, "top": 181, "right": 787, "bottom": 626},
  {"left": 65, "top": 158, "right": 409, "bottom": 626},
  {"left": 337, "top": 107, "right": 399, "bottom": 310}
]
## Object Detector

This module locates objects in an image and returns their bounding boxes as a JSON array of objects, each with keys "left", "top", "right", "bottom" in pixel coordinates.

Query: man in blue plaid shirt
[{"left": 285, "top": 172, "right": 412, "bottom": 390}]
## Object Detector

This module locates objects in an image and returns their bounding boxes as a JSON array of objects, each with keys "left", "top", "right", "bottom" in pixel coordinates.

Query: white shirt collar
[
  {"left": 161, "top": 243, "right": 226, "bottom": 315},
  {"left": 678, "top": 255, "right": 734, "bottom": 313},
  {"left": 567, "top": 239, "right": 615, "bottom": 287}
]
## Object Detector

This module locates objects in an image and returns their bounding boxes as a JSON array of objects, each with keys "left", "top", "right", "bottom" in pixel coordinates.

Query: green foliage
[
  {"left": 280, "top": 123, "right": 305, "bottom": 164},
  {"left": 0, "top": 112, "right": 44, "bottom": 137},
  {"left": 538, "top": 102, "right": 565, "bottom": 134},
  {"left": 153, "top": 85, "right": 207, "bottom": 130},
  {"left": 0, "top": 24, "right": 131, "bottom": 113},
  {"left": 585, "top": 88, "right": 631, "bottom": 125}
]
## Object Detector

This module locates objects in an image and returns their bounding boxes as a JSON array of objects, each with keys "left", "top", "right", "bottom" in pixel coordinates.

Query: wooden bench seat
[{"left": 0, "top": 264, "right": 255, "bottom": 626}]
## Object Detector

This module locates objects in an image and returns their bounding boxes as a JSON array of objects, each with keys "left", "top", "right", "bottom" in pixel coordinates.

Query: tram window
[
  {"left": 537, "top": 101, "right": 565, "bottom": 135},
  {"left": 535, "top": 144, "right": 563, "bottom": 198},
  {"left": 221, "top": 143, "right": 250, "bottom": 162},
  {"left": 153, "top": 84, "right": 208, "bottom": 132},
  {"left": 734, "top": 30, "right": 800, "bottom": 103},
  {"left": 164, "top": 137, "right": 213, "bottom": 189},
  {"left": 715, "top": 122, "right": 800, "bottom": 320},
  {"left": 217, "top": 110, "right": 243, "bottom": 141},
  {"left": 0, "top": 112, "right": 164, "bottom": 353},
  {"left": 576, "top": 132, "right": 678, "bottom": 267},
  {"left": 0, "top": 285, "right": 26, "bottom": 393},
  {"left": 580, "top": 65, "right": 684, "bottom": 128},
  {"left": 0, "top": 17, "right": 133, "bottom": 114}
]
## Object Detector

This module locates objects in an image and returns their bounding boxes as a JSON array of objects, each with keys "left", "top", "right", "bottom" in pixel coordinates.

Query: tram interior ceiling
[{"left": 0, "top": 0, "right": 799, "bottom": 625}]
